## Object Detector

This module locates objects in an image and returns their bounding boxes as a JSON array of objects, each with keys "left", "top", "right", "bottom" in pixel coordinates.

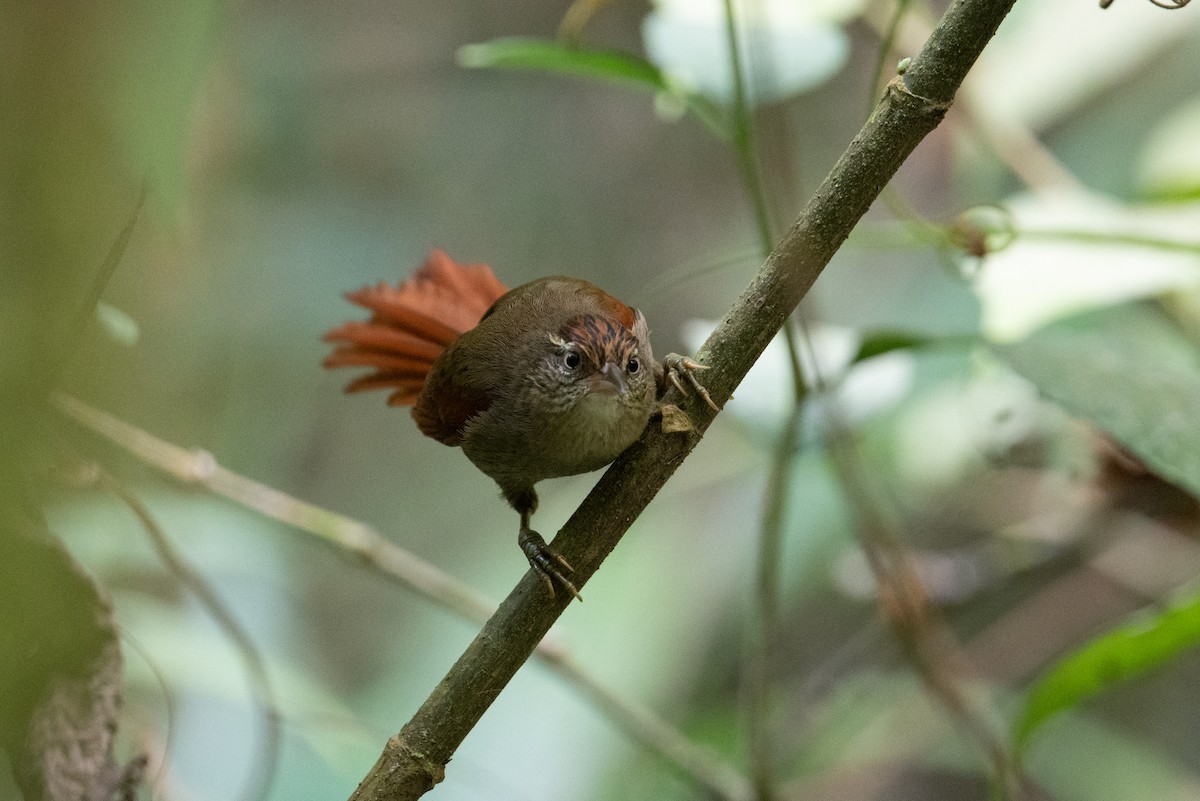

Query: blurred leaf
[
  {"left": 1014, "top": 588, "right": 1200, "bottom": 754},
  {"left": 974, "top": 193, "right": 1200, "bottom": 341},
  {"left": 458, "top": 37, "right": 668, "bottom": 89},
  {"left": 970, "top": 1, "right": 1200, "bottom": 131},
  {"left": 995, "top": 303, "right": 1200, "bottom": 497},
  {"left": 852, "top": 331, "right": 978, "bottom": 365},
  {"left": 1138, "top": 97, "right": 1200, "bottom": 202},
  {"left": 95, "top": 302, "right": 141, "bottom": 347},
  {"left": 457, "top": 37, "right": 729, "bottom": 137},
  {"left": 1, "top": 4, "right": 217, "bottom": 446},
  {"left": 642, "top": 0, "right": 853, "bottom": 106},
  {"left": 852, "top": 331, "right": 932, "bottom": 364}
]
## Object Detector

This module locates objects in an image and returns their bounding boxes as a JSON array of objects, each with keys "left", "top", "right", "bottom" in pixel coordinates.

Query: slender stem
[
  {"left": 98, "top": 471, "right": 281, "bottom": 801},
  {"left": 746, "top": 404, "right": 802, "bottom": 801},
  {"left": 862, "top": 1, "right": 1082, "bottom": 192},
  {"left": 720, "top": 5, "right": 804, "bottom": 798},
  {"left": 719, "top": 0, "right": 807, "bottom": 401},
  {"left": 53, "top": 391, "right": 498, "bottom": 624},
  {"left": 721, "top": 0, "right": 776, "bottom": 255},
  {"left": 867, "top": 0, "right": 913, "bottom": 119},
  {"left": 1017, "top": 228, "right": 1200, "bottom": 254},
  {"left": 41, "top": 188, "right": 145, "bottom": 400},
  {"left": 544, "top": 650, "right": 752, "bottom": 801},
  {"left": 822, "top": 436, "right": 1026, "bottom": 799}
]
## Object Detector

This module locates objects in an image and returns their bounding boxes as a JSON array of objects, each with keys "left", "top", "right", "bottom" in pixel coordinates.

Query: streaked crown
[{"left": 560, "top": 314, "right": 639, "bottom": 370}]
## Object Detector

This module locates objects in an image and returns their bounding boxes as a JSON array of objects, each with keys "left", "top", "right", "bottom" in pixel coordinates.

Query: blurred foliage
[
  {"left": 1015, "top": 587, "right": 1200, "bottom": 755},
  {"left": 996, "top": 304, "right": 1200, "bottom": 498},
  {"left": 457, "top": 37, "right": 730, "bottom": 137},
  {"left": 7, "top": 0, "right": 1200, "bottom": 800}
]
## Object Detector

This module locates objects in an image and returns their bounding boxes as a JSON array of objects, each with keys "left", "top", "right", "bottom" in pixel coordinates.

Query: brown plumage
[{"left": 325, "top": 250, "right": 714, "bottom": 600}]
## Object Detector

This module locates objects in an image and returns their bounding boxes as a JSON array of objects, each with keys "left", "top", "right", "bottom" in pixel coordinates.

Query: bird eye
[
  {"left": 564, "top": 351, "right": 581, "bottom": 369},
  {"left": 627, "top": 357, "right": 640, "bottom": 374}
]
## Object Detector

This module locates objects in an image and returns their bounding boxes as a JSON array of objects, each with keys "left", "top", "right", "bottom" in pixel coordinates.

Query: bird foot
[
  {"left": 661, "top": 353, "right": 719, "bottom": 412},
  {"left": 519, "top": 528, "right": 582, "bottom": 602}
]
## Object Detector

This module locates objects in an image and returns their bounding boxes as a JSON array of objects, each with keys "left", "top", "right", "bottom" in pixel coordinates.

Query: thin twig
[
  {"left": 116, "top": 630, "right": 178, "bottom": 801},
  {"left": 863, "top": 3, "right": 1083, "bottom": 193},
  {"left": 719, "top": 4, "right": 798, "bottom": 799},
  {"left": 823, "top": 436, "right": 1028, "bottom": 799},
  {"left": 1016, "top": 228, "right": 1200, "bottom": 254},
  {"left": 745, "top": 401, "right": 804, "bottom": 801},
  {"left": 543, "top": 651, "right": 752, "bottom": 801},
  {"left": 41, "top": 189, "right": 146, "bottom": 399},
  {"left": 867, "top": 0, "right": 913, "bottom": 119},
  {"left": 787, "top": 283, "right": 1026, "bottom": 796},
  {"left": 97, "top": 470, "right": 281, "bottom": 801},
  {"left": 52, "top": 392, "right": 751, "bottom": 801},
  {"left": 53, "top": 391, "right": 497, "bottom": 624},
  {"left": 722, "top": 0, "right": 775, "bottom": 256}
]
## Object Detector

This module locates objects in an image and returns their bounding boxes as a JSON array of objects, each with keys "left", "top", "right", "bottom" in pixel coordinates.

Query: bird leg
[
  {"left": 658, "top": 353, "right": 719, "bottom": 412},
  {"left": 510, "top": 488, "right": 582, "bottom": 602}
]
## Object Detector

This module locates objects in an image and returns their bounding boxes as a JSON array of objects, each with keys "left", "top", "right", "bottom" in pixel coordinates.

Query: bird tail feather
[{"left": 323, "top": 249, "right": 508, "bottom": 406}]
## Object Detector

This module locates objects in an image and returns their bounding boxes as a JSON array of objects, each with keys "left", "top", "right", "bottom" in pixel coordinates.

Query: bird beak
[{"left": 598, "top": 361, "right": 628, "bottom": 396}]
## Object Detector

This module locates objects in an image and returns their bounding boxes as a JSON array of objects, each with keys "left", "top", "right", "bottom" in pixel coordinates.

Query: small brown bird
[{"left": 324, "top": 250, "right": 714, "bottom": 600}]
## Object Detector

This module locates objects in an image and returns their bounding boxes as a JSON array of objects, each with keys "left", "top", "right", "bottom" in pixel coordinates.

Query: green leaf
[
  {"left": 853, "top": 331, "right": 932, "bottom": 363},
  {"left": 457, "top": 37, "right": 669, "bottom": 90},
  {"left": 457, "top": 37, "right": 729, "bottom": 138},
  {"left": 995, "top": 303, "right": 1200, "bottom": 498},
  {"left": 1014, "top": 589, "right": 1200, "bottom": 753},
  {"left": 850, "top": 331, "right": 977, "bottom": 365},
  {"left": 1138, "top": 98, "right": 1200, "bottom": 202}
]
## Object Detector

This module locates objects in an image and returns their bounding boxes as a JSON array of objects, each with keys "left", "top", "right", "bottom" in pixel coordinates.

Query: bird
[{"left": 324, "top": 249, "right": 715, "bottom": 600}]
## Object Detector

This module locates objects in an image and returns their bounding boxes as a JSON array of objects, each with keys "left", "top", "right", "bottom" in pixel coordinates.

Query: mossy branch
[{"left": 349, "top": 0, "right": 1018, "bottom": 797}]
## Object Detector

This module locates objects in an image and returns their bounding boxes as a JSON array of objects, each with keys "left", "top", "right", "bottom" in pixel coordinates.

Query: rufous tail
[{"left": 323, "top": 249, "right": 509, "bottom": 406}]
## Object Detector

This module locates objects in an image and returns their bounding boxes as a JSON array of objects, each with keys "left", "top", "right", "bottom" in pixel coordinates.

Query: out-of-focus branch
[
  {"left": 54, "top": 391, "right": 498, "bottom": 625},
  {"left": 93, "top": 469, "right": 281, "bottom": 801},
  {"left": 864, "top": 0, "right": 1083, "bottom": 193},
  {"left": 718, "top": 3, "right": 806, "bottom": 799},
  {"left": 52, "top": 392, "right": 751, "bottom": 801},
  {"left": 824, "top": 437, "right": 1030, "bottom": 798}
]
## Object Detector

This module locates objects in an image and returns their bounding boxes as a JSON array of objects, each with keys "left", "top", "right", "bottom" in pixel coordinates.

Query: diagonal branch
[{"left": 349, "top": 0, "right": 1018, "bottom": 797}]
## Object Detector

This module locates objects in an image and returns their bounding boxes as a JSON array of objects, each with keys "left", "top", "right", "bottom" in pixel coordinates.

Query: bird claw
[
  {"left": 661, "top": 353, "right": 719, "bottom": 412},
  {"left": 519, "top": 528, "right": 582, "bottom": 602}
]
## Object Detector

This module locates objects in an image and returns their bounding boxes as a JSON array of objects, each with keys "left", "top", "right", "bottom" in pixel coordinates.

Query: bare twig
[
  {"left": 863, "top": 3, "right": 1082, "bottom": 193},
  {"left": 1016, "top": 228, "right": 1200, "bottom": 254},
  {"left": 543, "top": 651, "right": 751, "bottom": 801},
  {"left": 53, "top": 391, "right": 498, "bottom": 625},
  {"left": 95, "top": 470, "right": 281, "bottom": 801},
  {"left": 823, "top": 437, "right": 1028, "bottom": 798},
  {"left": 41, "top": 190, "right": 145, "bottom": 401},
  {"left": 866, "top": 0, "right": 913, "bottom": 118},
  {"left": 718, "top": 3, "right": 802, "bottom": 798},
  {"left": 745, "top": 400, "right": 803, "bottom": 801}
]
